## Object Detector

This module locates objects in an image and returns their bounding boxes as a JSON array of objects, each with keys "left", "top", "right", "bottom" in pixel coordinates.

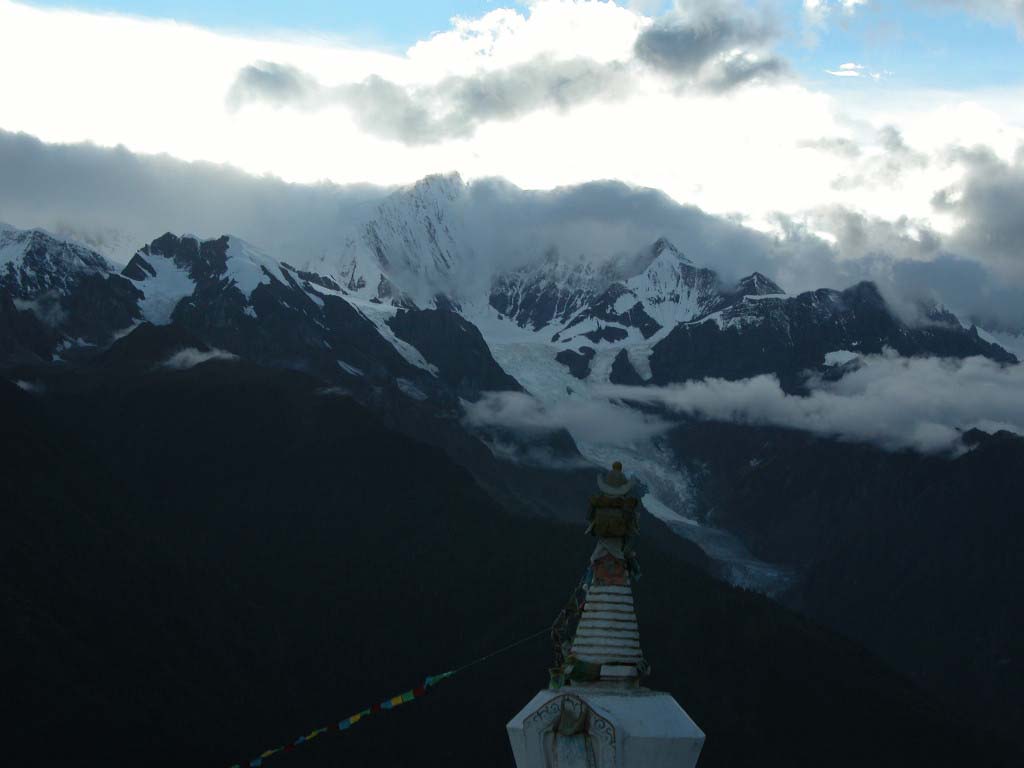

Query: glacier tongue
[
  {"left": 129, "top": 251, "right": 196, "bottom": 325},
  {"left": 481, "top": 328, "right": 795, "bottom": 594}
]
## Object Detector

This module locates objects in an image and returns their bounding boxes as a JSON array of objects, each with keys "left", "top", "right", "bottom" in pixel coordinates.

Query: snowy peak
[
  {"left": 488, "top": 237, "right": 732, "bottom": 343},
  {"left": 649, "top": 236, "right": 694, "bottom": 266},
  {"left": 489, "top": 253, "right": 615, "bottom": 331},
  {"left": 361, "top": 172, "right": 470, "bottom": 301},
  {"left": 0, "top": 224, "right": 113, "bottom": 298},
  {"left": 734, "top": 272, "right": 784, "bottom": 298},
  {"left": 621, "top": 238, "right": 722, "bottom": 326},
  {"left": 122, "top": 233, "right": 293, "bottom": 325}
]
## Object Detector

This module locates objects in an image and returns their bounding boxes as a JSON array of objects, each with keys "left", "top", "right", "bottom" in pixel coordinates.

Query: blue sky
[
  {"left": 21, "top": 0, "right": 1024, "bottom": 89},
  {"left": 781, "top": 2, "right": 1024, "bottom": 90},
  {"left": 22, "top": 0, "right": 510, "bottom": 48}
]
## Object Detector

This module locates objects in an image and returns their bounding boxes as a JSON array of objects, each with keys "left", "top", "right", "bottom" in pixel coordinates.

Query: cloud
[
  {"left": 0, "top": 130, "right": 388, "bottom": 264},
  {"left": 770, "top": 204, "right": 1024, "bottom": 331},
  {"left": 602, "top": 352, "right": 1024, "bottom": 453},
  {"left": 920, "top": 0, "right": 1024, "bottom": 33},
  {"left": 825, "top": 61, "right": 889, "bottom": 80},
  {"left": 826, "top": 62, "right": 864, "bottom": 77},
  {"left": 830, "top": 124, "right": 928, "bottom": 190},
  {"left": 933, "top": 145, "right": 1024, "bottom": 281},
  {"left": 226, "top": 56, "right": 633, "bottom": 145},
  {"left": 226, "top": 0, "right": 789, "bottom": 143},
  {"left": 802, "top": 0, "right": 870, "bottom": 43},
  {"left": 797, "top": 136, "right": 862, "bottom": 158},
  {"left": 633, "top": 0, "right": 787, "bottom": 91},
  {"left": 4, "top": 128, "right": 1023, "bottom": 335},
  {"left": 161, "top": 347, "right": 238, "bottom": 370},
  {"left": 463, "top": 391, "right": 668, "bottom": 446}
]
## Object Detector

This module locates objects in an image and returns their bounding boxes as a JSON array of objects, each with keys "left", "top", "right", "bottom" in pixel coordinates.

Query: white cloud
[
  {"left": 463, "top": 390, "right": 669, "bottom": 446},
  {"left": 162, "top": 347, "right": 239, "bottom": 370},
  {"left": 0, "top": 0, "right": 1022, "bottom": 250},
  {"left": 602, "top": 352, "right": 1024, "bottom": 453},
  {"left": 802, "top": 0, "right": 870, "bottom": 41},
  {"left": 825, "top": 62, "right": 887, "bottom": 79}
]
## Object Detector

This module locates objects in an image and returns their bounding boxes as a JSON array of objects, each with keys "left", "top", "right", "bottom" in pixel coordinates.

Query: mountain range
[{"left": 2, "top": 172, "right": 1022, "bottom": 760}]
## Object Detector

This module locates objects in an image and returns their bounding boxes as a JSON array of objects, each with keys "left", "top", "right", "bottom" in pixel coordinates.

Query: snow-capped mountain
[
  {"left": 0, "top": 223, "right": 113, "bottom": 298},
  {"left": 6, "top": 185, "right": 1024, "bottom": 758},
  {"left": 1, "top": 191, "right": 1018, "bottom": 588},
  {"left": 323, "top": 173, "right": 472, "bottom": 308}
]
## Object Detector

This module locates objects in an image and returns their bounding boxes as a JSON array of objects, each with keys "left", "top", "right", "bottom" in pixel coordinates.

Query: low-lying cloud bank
[
  {"left": 468, "top": 354, "right": 1024, "bottom": 455},
  {"left": 463, "top": 391, "right": 668, "bottom": 446},
  {"left": 604, "top": 354, "right": 1024, "bottom": 454},
  {"left": 162, "top": 347, "right": 238, "bottom": 370}
]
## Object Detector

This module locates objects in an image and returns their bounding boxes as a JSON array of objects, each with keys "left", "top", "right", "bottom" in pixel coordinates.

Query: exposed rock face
[
  {"left": 649, "top": 281, "right": 1015, "bottom": 387},
  {"left": 491, "top": 239, "right": 727, "bottom": 343},
  {"left": 609, "top": 349, "right": 645, "bottom": 386},
  {"left": 555, "top": 346, "right": 596, "bottom": 379},
  {"left": 387, "top": 307, "right": 522, "bottom": 399},
  {"left": 490, "top": 254, "right": 615, "bottom": 332}
]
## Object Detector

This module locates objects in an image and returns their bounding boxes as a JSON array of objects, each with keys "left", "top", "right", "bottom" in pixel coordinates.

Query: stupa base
[{"left": 507, "top": 686, "right": 704, "bottom": 768}]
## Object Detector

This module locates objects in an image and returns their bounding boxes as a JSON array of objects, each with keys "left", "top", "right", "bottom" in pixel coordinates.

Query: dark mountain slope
[
  {"left": 0, "top": 290, "right": 57, "bottom": 362},
  {"left": 2, "top": 366, "right": 1020, "bottom": 767},
  {"left": 93, "top": 321, "right": 209, "bottom": 369},
  {"left": 388, "top": 306, "right": 522, "bottom": 398},
  {"left": 667, "top": 420, "right": 1024, "bottom": 747}
]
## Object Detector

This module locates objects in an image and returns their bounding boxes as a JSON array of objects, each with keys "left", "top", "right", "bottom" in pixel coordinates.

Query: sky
[{"left": 1, "top": 0, "right": 1023, "bottom": 329}]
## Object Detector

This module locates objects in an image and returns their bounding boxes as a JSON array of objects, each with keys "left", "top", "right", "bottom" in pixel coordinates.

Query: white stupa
[{"left": 507, "top": 463, "right": 705, "bottom": 768}]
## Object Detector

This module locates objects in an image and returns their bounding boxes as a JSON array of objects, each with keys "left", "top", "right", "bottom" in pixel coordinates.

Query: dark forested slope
[{"left": 2, "top": 363, "right": 1020, "bottom": 767}]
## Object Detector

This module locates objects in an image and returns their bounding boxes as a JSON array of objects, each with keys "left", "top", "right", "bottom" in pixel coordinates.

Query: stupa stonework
[{"left": 507, "top": 463, "right": 705, "bottom": 768}]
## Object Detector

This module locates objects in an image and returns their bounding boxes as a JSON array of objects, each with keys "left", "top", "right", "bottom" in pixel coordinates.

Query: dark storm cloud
[
  {"left": 227, "top": 56, "right": 633, "bottom": 145},
  {"left": 632, "top": 2, "right": 787, "bottom": 91},
  {"left": 0, "top": 129, "right": 389, "bottom": 264},
  {"left": 224, "top": 61, "right": 321, "bottom": 110},
  {"left": 933, "top": 145, "right": 1024, "bottom": 282},
  {"left": 456, "top": 176, "right": 795, "bottom": 287}
]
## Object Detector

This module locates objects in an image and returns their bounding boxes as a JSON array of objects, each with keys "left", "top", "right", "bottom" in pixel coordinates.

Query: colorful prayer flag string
[
  {"left": 227, "top": 673, "right": 452, "bottom": 768},
  {"left": 227, "top": 627, "right": 549, "bottom": 768}
]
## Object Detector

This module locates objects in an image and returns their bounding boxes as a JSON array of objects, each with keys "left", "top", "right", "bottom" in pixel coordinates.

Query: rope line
[
  {"left": 448, "top": 626, "right": 554, "bottom": 677},
  {"left": 227, "top": 625, "right": 550, "bottom": 768}
]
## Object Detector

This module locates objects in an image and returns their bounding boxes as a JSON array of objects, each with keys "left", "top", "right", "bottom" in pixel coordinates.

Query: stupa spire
[
  {"left": 507, "top": 462, "right": 706, "bottom": 768},
  {"left": 564, "top": 461, "right": 646, "bottom": 685}
]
